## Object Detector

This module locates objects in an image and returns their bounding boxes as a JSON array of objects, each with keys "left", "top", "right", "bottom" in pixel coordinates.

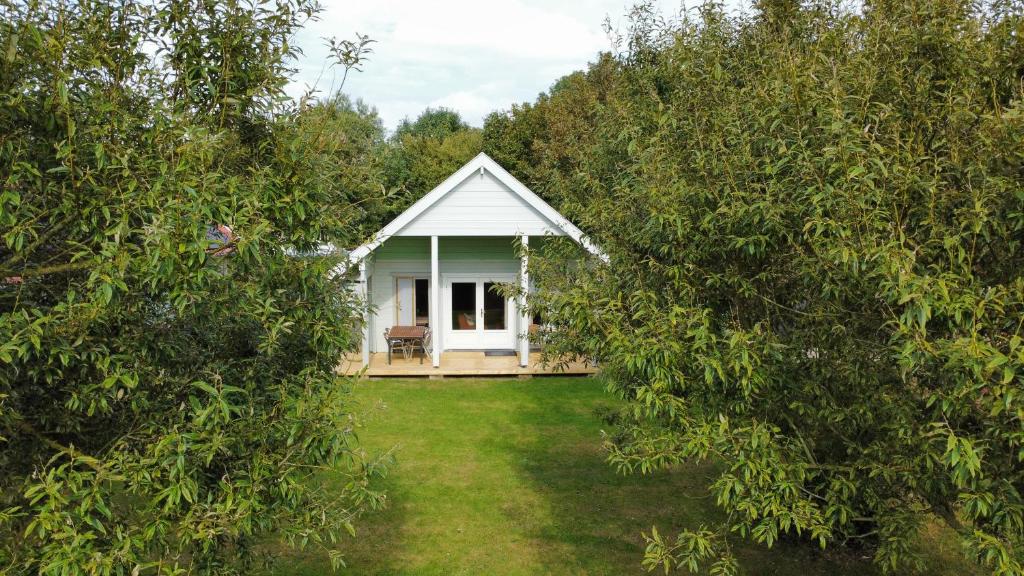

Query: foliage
[
  {"left": 393, "top": 107, "right": 470, "bottom": 141},
  {"left": 295, "top": 93, "right": 389, "bottom": 239},
  {"left": 381, "top": 107, "right": 482, "bottom": 225},
  {"left": 0, "top": 1, "right": 386, "bottom": 574},
  {"left": 483, "top": 53, "right": 618, "bottom": 203},
  {"left": 488, "top": 0, "right": 1024, "bottom": 574},
  {"left": 324, "top": 33, "right": 375, "bottom": 94}
]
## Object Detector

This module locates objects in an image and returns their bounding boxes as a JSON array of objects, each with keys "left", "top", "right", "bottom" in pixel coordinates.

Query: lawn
[{"left": 267, "top": 377, "right": 973, "bottom": 576}]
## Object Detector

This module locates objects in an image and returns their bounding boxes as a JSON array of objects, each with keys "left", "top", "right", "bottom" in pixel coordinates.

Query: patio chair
[
  {"left": 383, "top": 327, "right": 412, "bottom": 365},
  {"left": 409, "top": 328, "right": 431, "bottom": 364}
]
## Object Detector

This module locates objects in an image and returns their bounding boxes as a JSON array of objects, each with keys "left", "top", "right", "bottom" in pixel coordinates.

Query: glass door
[
  {"left": 450, "top": 281, "right": 477, "bottom": 332},
  {"left": 443, "top": 276, "right": 516, "bottom": 350},
  {"left": 482, "top": 282, "right": 506, "bottom": 330}
]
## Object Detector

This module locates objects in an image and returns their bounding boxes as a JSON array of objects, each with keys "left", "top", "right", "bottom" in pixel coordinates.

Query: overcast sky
[{"left": 285, "top": 0, "right": 695, "bottom": 132}]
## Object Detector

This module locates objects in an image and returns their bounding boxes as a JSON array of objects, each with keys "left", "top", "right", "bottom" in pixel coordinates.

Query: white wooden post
[
  {"left": 359, "top": 259, "right": 370, "bottom": 368},
  {"left": 519, "top": 235, "right": 529, "bottom": 367},
  {"left": 431, "top": 235, "right": 440, "bottom": 368}
]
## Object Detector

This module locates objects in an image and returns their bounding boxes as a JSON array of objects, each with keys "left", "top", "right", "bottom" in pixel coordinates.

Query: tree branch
[
  {"left": 10, "top": 419, "right": 124, "bottom": 481},
  {"left": 933, "top": 503, "right": 964, "bottom": 533},
  {"left": 0, "top": 260, "right": 92, "bottom": 279},
  {"left": 0, "top": 213, "right": 77, "bottom": 271}
]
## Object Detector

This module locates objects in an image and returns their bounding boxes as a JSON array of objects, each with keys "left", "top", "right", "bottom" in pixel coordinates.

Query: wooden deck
[{"left": 337, "top": 351, "right": 598, "bottom": 378}]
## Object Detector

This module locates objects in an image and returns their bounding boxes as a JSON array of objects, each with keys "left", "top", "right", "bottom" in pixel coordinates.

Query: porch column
[
  {"left": 359, "top": 259, "right": 370, "bottom": 368},
  {"left": 431, "top": 235, "right": 440, "bottom": 368},
  {"left": 519, "top": 235, "right": 529, "bottom": 367}
]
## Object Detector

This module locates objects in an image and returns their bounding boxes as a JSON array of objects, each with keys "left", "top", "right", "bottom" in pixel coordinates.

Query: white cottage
[{"left": 346, "top": 152, "right": 602, "bottom": 373}]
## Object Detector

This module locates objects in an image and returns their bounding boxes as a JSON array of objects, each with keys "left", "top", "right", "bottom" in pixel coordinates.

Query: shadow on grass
[
  {"left": 263, "top": 377, "right": 972, "bottom": 576},
  {"left": 501, "top": 379, "right": 881, "bottom": 576},
  {"left": 260, "top": 408, "right": 414, "bottom": 576},
  {"left": 262, "top": 478, "right": 413, "bottom": 576}
]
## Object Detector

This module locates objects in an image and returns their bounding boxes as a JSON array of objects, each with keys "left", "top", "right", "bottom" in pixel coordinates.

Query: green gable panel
[
  {"left": 439, "top": 237, "right": 516, "bottom": 260},
  {"left": 373, "top": 237, "right": 430, "bottom": 260},
  {"left": 374, "top": 236, "right": 518, "bottom": 262}
]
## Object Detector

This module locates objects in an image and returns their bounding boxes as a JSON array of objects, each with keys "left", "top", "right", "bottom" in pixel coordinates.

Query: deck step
[{"left": 338, "top": 351, "right": 597, "bottom": 378}]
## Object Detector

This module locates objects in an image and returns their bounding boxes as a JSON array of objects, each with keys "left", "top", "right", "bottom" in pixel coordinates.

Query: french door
[
  {"left": 443, "top": 275, "right": 516, "bottom": 350},
  {"left": 395, "top": 277, "right": 415, "bottom": 325},
  {"left": 395, "top": 276, "right": 430, "bottom": 327}
]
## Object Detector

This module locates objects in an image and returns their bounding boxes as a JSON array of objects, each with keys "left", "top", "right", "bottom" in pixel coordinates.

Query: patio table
[{"left": 386, "top": 326, "right": 428, "bottom": 364}]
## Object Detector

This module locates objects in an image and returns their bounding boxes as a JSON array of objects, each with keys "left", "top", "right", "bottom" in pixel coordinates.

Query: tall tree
[
  {"left": 491, "top": 1, "right": 1024, "bottom": 573},
  {"left": 483, "top": 54, "right": 618, "bottom": 201},
  {"left": 0, "top": 1, "right": 385, "bottom": 573},
  {"left": 296, "top": 93, "right": 389, "bottom": 239},
  {"left": 380, "top": 107, "right": 482, "bottom": 226},
  {"left": 393, "top": 107, "right": 469, "bottom": 141}
]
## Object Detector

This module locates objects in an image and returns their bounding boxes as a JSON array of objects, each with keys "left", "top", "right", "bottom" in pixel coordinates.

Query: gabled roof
[{"left": 349, "top": 152, "right": 605, "bottom": 262}]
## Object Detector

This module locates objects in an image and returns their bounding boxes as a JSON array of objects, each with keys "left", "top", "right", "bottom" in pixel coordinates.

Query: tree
[
  {"left": 380, "top": 107, "right": 482, "bottom": 225},
  {"left": 482, "top": 54, "right": 619, "bottom": 205},
  {"left": 296, "top": 93, "right": 390, "bottom": 239},
  {"left": 0, "top": 1, "right": 386, "bottom": 573},
  {"left": 494, "top": 1, "right": 1024, "bottom": 573},
  {"left": 393, "top": 106, "right": 469, "bottom": 141}
]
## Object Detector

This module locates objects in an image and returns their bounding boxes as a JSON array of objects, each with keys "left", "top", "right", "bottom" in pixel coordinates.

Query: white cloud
[
  {"left": 286, "top": 0, "right": 714, "bottom": 131},
  {"left": 387, "top": 0, "right": 607, "bottom": 60},
  {"left": 428, "top": 87, "right": 502, "bottom": 123}
]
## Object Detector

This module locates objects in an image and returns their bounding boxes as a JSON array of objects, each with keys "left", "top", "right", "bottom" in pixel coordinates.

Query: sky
[{"left": 285, "top": 0, "right": 693, "bottom": 133}]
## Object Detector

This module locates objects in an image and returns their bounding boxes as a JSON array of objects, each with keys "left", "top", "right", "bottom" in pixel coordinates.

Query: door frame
[
  {"left": 441, "top": 273, "right": 517, "bottom": 350},
  {"left": 391, "top": 274, "right": 431, "bottom": 326},
  {"left": 394, "top": 276, "right": 415, "bottom": 326}
]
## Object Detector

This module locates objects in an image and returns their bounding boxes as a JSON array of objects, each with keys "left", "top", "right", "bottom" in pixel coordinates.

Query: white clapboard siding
[
  {"left": 365, "top": 237, "right": 521, "bottom": 353},
  {"left": 348, "top": 153, "right": 604, "bottom": 263},
  {"left": 347, "top": 154, "right": 607, "bottom": 360},
  {"left": 397, "top": 169, "right": 564, "bottom": 237}
]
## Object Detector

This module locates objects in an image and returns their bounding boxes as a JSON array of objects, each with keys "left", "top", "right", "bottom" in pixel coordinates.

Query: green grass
[{"left": 267, "top": 377, "right": 974, "bottom": 576}]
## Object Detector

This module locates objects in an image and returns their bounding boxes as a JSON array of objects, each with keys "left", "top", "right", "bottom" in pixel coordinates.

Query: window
[
  {"left": 451, "top": 282, "right": 476, "bottom": 330},
  {"left": 415, "top": 278, "right": 429, "bottom": 326},
  {"left": 483, "top": 282, "right": 506, "bottom": 330}
]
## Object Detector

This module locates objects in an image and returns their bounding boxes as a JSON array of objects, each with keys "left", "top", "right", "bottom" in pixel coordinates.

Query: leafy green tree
[
  {"left": 498, "top": 1, "right": 1024, "bottom": 573},
  {"left": 296, "top": 93, "right": 389, "bottom": 239},
  {"left": 381, "top": 107, "right": 482, "bottom": 224},
  {"left": 0, "top": 0, "right": 385, "bottom": 573},
  {"left": 393, "top": 106, "right": 469, "bottom": 141},
  {"left": 483, "top": 54, "right": 618, "bottom": 205}
]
